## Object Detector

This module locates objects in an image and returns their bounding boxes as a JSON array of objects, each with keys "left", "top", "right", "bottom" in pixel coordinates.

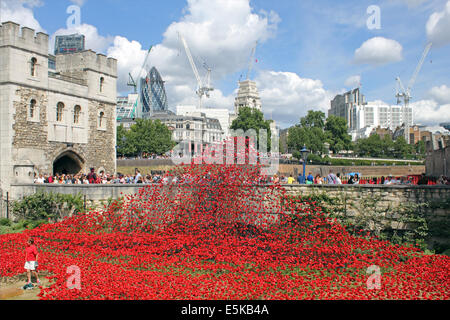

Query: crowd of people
[
  {"left": 278, "top": 172, "right": 450, "bottom": 186},
  {"left": 34, "top": 167, "right": 450, "bottom": 186},
  {"left": 34, "top": 168, "right": 167, "bottom": 185}
]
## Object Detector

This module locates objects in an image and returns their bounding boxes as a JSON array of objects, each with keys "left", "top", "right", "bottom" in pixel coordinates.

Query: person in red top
[{"left": 24, "top": 238, "right": 40, "bottom": 287}]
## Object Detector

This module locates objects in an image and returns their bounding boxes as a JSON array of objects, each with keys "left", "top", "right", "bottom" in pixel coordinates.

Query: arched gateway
[{"left": 53, "top": 151, "right": 85, "bottom": 175}]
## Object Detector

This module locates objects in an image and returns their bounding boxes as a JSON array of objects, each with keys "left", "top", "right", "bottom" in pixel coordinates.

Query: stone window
[
  {"left": 74, "top": 105, "right": 81, "bottom": 124},
  {"left": 30, "top": 57, "right": 37, "bottom": 77},
  {"left": 98, "top": 111, "right": 106, "bottom": 130},
  {"left": 29, "top": 99, "right": 36, "bottom": 118},
  {"left": 100, "top": 77, "right": 105, "bottom": 93},
  {"left": 28, "top": 99, "right": 39, "bottom": 122},
  {"left": 57, "top": 102, "right": 64, "bottom": 122}
]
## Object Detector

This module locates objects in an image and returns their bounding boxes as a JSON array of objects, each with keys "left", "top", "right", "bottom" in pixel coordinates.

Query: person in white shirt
[
  {"left": 384, "top": 175, "right": 394, "bottom": 185},
  {"left": 35, "top": 174, "right": 45, "bottom": 184},
  {"left": 336, "top": 173, "right": 343, "bottom": 185},
  {"left": 134, "top": 169, "right": 142, "bottom": 184}
]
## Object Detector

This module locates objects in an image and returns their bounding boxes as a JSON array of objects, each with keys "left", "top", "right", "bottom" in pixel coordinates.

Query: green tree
[
  {"left": 355, "top": 134, "right": 384, "bottom": 157},
  {"left": 116, "top": 124, "right": 136, "bottom": 156},
  {"left": 415, "top": 140, "right": 426, "bottom": 157},
  {"left": 393, "top": 136, "right": 414, "bottom": 159},
  {"left": 118, "top": 119, "right": 176, "bottom": 157},
  {"left": 381, "top": 135, "right": 395, "bottom": 158},
  {"left": 300, "top": 110, "right": 326, "bottom": 129},
  {"left": 230, "top": 106, "right": 272, "bottom": 150},
  {"left": 324, "top": 115, "right": 352, "bottom": 153},
  {"left": 288, "top": 111, "right": 326, "bottom": 156}
]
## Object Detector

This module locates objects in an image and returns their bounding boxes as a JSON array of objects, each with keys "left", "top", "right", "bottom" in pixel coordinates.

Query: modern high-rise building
[
  {"left": 139, "top": 67, "right": 168, "bottom": 118},
  {"left": 352, "top": 103, "right": 413, "bottom": 131},
  {"left": 117, "top": 94, "right": 138, "bottom": 120},
  {"left": 116, "top": 66, "right": 168, "bottom": 121},
  {"left": 329, "top": 88, "right": 366, "bottom": 130},
  {"left": 329, "top": 88, "right": 414, "bottom": 141},
  {"left": 54, "top": 34, "right": 85, "bottom": 55}
]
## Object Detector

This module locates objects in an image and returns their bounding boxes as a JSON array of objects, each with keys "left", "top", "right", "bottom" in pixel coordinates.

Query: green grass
[{"left": 0, "top": 219, "right": 46, "bottom": 235}]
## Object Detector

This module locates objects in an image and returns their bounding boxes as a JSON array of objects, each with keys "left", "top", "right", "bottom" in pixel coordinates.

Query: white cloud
[
  {"left": 410, "top": 99, "right": 450, "bottom": 125},
  {"left": 107, "top": 0, "right": 280, "bottom": 110},
  {"left": 255, "top": 71, "right": 334, "bottom": 127},
  {"left": 423, "top": 125, "right": 449, "bottom": 134},
  {"left": 426, "top": 1, "right": 450, "bottom": 47},
  {"left": 428, "top": 85, "right": 450, "bottom": 104},
  {"left": 0, "top": 0, "right": 45, "bottom": 33},
  {"left": 344, "top": 75, "right": 361, "bottom": 88},
  {"left": 106, "top": 36, "right": 149, "bottom": 93},
  {"left": 354, "top": 37, "right": 403, "bottom": 66}
]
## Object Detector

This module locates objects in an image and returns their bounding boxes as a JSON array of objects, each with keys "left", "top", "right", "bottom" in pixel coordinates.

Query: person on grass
[{"left": 24, "top": 238, "right": 40, "bottom": 289}]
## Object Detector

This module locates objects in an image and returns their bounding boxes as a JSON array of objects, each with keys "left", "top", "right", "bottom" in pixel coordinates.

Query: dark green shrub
[
  {"left": 12, "top": 192, "right": 85, "bottom": 222},
  {"left": 0, "top": 218, "right": 11, "bottom": 226}
]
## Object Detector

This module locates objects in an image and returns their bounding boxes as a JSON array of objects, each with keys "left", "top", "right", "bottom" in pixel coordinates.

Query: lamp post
[{"left": 300, "top": 145, "right": 309, "bottom": 184}]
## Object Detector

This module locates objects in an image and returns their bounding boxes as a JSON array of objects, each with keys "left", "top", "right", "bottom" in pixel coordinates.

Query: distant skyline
[{"left": 1, "top": 0, "right": 450, "bottom": 130}]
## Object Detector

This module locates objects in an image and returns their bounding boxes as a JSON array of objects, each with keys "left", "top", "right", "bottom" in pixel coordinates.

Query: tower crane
[
  {"left": 126, "top": 46, "right": 153, "bottom": 118},
  {"left": 178, "top": 32, "right": 214, "bottom": 109},
  {"left": 395, "top": 42, "right": 432, "bottom": 144},
  {"left": 245, "top": 41, "right": 258, "bottom": 81}
]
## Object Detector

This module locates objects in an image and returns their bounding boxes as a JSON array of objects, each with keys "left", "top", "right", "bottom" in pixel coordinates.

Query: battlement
[
  {"left": 55, "top": 49, "right": 117, "bottom": 77},
  {"left": 0, "top": 21, "right": 49, "bottom": 56}
]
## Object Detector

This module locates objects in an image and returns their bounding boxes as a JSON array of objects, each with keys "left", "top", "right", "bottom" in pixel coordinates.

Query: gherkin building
[{"left": 140, "top": 67, "right": 168, "bottom": 117}]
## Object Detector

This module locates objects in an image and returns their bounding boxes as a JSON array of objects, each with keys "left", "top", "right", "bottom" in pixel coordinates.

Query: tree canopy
[
  {"left": 324, "top": 115, "right": 352, "bottom": 153},
  {"left": 287, "top": 111, "right": 328, "bottom": 156},
  {"left": 116, "top": 119, "right": 176, "bottom": 157},
  {"left": 230, "top": 106, "right": 272, "bottom": 150},
  {"left": 354, "top": 134, "right": 417, "bottom": 159}
]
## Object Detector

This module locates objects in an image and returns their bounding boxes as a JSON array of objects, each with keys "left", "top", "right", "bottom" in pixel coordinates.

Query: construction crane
[
  {"left": 395, "top": 42, "right": 432, "bottom": 144},
  {"left": 178, "top": 32, "right": 214, "bottom": 108},
  {"left": 126, "top": 46, "right": 153, "bottom": 118},
  {"left": 127, "top": 73, "right": 137, "bottom": 94},
  {"left": 245, "top": 41, "right": 258, "bottom": 80}
]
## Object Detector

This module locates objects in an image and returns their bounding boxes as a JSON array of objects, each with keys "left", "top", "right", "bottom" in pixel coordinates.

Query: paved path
[{"left": 0, "top": 274, "right": 50, "bottom": 300}]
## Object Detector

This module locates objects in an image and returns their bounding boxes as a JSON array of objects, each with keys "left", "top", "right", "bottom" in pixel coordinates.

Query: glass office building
[
  {"left": 140, "top": 67, "right": 168, "bottom": 117},
  {"left": 117, "top": 67, "right": 169, "bottom": 120}
]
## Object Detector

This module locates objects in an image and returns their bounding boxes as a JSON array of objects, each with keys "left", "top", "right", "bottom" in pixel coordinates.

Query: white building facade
[
  {"left": 350, "top": 103, "right": 413, "bottom": 140},
  {"left": 176, "top": 105, "right": 231, "bottom": 138}
]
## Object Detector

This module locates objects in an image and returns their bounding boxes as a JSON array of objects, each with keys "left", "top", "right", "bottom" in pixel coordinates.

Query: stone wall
[{"left": 281, "top": 184, "right": 450, "bottom": 251}]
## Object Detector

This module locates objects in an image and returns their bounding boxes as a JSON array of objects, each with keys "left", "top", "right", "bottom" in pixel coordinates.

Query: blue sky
[{"left": 2, "top": 0, "right": 450, "bottom": 129}]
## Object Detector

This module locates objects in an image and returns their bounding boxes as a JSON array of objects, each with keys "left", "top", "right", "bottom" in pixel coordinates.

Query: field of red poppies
[{"left": 1, "top": 164, "right": 449, "bottom": 300}]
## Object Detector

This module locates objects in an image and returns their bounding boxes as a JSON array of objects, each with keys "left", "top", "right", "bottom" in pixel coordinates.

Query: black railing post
[{"left": 6, "top": 192, "right": 9, "bottom": 220}]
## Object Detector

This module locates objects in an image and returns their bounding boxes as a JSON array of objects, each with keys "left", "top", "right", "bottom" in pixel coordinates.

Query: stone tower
[
  {"left": 234, "top": 80, "right": 262, "bottom": 115},
  {"left": 0, "top": 21, "right": 117, "bottom": 199}
]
